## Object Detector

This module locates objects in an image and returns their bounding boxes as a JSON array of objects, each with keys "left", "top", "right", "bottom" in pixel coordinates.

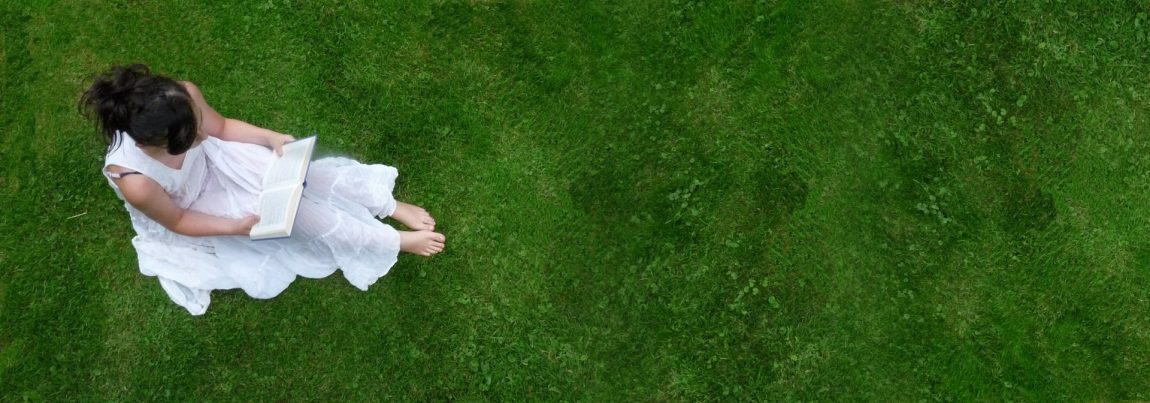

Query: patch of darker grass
[
  {"left": 564, "top": 127, "right": 807, "bottom": 396},
  {"left": 998, "top": 173, "right": 1056, "bottom": 236}
]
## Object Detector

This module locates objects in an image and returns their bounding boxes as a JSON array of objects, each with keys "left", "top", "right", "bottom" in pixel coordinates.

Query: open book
[{"left": 249, "top": 136, "right": 316, "bottom": 240}]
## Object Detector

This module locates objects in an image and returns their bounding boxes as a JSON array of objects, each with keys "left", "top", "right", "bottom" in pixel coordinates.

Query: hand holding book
[
  {"left": 267, "top": 133, "right": 296, "bottom": 156},
  {"left": 234, "top": 214, "right": 261, "bottom": 236},
  {"left": 250, "top": 135, "right": 317, "bottom": 240}
]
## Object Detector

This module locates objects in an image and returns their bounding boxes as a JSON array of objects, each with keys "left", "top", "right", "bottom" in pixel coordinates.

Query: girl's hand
[
  {"left": 234, "top": 214, "right": 261, "bottom": 235},
  {"left": 267, "top": 134, "right": 296, "bottom": 156}
]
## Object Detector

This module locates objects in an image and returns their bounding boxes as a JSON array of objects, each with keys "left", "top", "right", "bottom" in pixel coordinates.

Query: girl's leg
[
  {"left": 391, "top": 202, "right": 436, "bottom": 231},
  {"left": 290, "top": 196, "right": 446, "bottom": 290},
  {"left": 399, "top": 230, "right": 446, "bottom": 256},
  {"left": 305, "top": 158, "right": 436, "bottom": 230}
]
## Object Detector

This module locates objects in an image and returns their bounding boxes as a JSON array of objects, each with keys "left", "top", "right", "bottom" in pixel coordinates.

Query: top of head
[{"left": 80, "top": 64, "right": 199, "bottom": 155}]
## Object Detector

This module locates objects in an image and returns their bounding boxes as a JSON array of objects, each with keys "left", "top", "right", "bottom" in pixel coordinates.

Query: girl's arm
[
  {"left": 181, "top": 81, "right": 294, "bottom": 155},
  {"left": 110, "top": 165, "right": 258, "bottom": 237}
]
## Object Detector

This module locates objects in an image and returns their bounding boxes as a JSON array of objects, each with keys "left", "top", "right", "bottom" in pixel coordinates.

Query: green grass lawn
[{"left": 3, "top": 0, "right": 1150, "bottom": 400}]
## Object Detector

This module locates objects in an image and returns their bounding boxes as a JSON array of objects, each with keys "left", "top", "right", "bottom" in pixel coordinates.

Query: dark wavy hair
[{"left": 79, "top": 64, "right": 198, "bottom": 155}]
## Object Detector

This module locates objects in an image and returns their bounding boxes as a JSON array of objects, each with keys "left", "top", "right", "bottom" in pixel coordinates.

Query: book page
[
  {"left": 250, "top": 185, "right": 302, "bottom": 239},
  {"left": 262, "top": 136, "right": 316, "bottom": 188}
]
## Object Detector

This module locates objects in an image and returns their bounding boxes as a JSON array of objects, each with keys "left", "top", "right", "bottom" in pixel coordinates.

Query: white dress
[{"left": 103, "top": 132, "right": 402, "bottom": 315}]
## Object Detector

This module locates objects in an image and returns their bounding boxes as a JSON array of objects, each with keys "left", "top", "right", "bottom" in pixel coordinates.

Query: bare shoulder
[
  {"left": 106, "top": 165, "right": 164, "bottom": 206},
  {"left": 180, "top": 80, "right": 226, "bottom": 136},
  {"left": 180, "top": 81, "right": 204, "bottom": 100},
  {"left": 105, "top": 163, "right": 134, "bottom": 174}
]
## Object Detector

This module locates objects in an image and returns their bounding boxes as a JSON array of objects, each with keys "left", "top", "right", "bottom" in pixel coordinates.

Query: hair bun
[
  {"left": 79, "top": 63, "right": 159, "bottom": 149},
  {"left": 80, "top": 64, "right": 149, "bottom": 137},
  {"left": 79, "top": 63, "right": 197, "bottom": 153},
  {"left": 107, "top": 64, "right": 151, "bottom": 99}
]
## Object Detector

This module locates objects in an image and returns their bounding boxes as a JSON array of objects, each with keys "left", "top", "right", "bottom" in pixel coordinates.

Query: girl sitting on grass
[{"left": 80, "top": 64, "right": 446, "bottom": 315}]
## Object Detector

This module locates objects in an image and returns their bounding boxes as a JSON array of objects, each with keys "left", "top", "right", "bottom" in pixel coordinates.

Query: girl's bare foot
[
  {"left": 390, "top": 201, "right": 436, "bottom": 231},
  {"left": 399, "top": 230, "right": 445, "bottom": 256}
]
